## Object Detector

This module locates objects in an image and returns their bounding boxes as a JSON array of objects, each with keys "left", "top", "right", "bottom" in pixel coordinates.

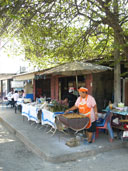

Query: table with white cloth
[
  {"left": 22, "top": 103, "right": 41, "bottom": 123},
  {"left": 41, "top": 109, "right": 56, "bottom": 128},
  {"left": 21, "top": 103, "right": 64, "bottom": 133},
  {"left": 41, "top": 110, "right": 64, "bottom": 135},
  {"left": 41, "top": 110, "right": 64, "bottom": 128}
]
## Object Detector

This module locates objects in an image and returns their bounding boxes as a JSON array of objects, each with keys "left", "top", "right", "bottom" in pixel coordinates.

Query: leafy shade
[{"left": 0, "top": 0, "right": 128, "bottom": 68}]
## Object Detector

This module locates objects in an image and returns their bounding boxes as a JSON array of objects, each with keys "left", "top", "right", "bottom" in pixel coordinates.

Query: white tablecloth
[
  {"left": 41, "top": 109, "right": 56, "bottom": 128},
  {"left": 29, "top": 105, "right": 39, "bottom": 122},
  {"left": 22, "top": 104, "right": 64, "bottom": 128},
  {"left": 41, "top": 110, "right": 64, "bottom": 129},
  {"left": 22, "top": 104, "right": 30, "bottom": 120},
  {"left": 22, "top": 104, "right": 39, "bottom": 123}
]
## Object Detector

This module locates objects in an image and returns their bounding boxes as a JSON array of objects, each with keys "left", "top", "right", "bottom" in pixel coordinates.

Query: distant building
[{"left": 0, "top": 73, "right": 15, "bottom": 99}]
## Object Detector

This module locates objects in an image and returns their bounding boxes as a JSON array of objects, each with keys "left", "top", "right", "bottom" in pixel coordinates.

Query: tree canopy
[{"left": 0, "top": 0, "right": 128, "bottom": 68}]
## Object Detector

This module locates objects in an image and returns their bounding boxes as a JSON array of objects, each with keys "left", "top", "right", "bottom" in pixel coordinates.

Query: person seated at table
[
  {"left": 21, "top": 90, "right": 26, "bottom": 98},
  {"left": 19, "top": 90, "right": 25, "bottom": 98},
  {"left": 62, "top": 87, "right": 77, "bottom": 108},
  {"left": 12, "top": 90, "right": 19, "bottom": 107},
  {"left": 18, "top": 91, "right": 22, "bottom": 98},
  {"left": 65, "top": 87, "right": 98, "bottom": 143},
  {"left": 5, "top": 90, "right": 14, "bottom": 107}
]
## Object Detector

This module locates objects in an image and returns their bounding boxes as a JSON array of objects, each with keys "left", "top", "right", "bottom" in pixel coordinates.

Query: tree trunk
[
  {"left": 114, "top": 48, "right": 121, "bottom": 105},
  {"left": 113, "top": 0, "right": 121, "bottom": 105}
]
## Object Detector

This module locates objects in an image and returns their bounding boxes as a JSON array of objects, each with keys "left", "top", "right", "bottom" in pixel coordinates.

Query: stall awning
[
  {"left": 13, "top": 73, "right": 35, "bottom": 81},
  {"left": 13, "top": 69, "right": 48, "bottom": 81},
  {"left": 0, "top": 74, "right": 15, "bottom": 80},
  {"left": 41, "top": 61, "right": 112, "bottom": 76}
]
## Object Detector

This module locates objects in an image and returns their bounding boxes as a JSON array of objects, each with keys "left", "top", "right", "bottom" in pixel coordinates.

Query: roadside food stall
[
  {"left": 40, "top": 61, "right": 113, "bottom": 111},
  {"left": 20, "top": 97, "right": 115, "bottom": 148},
  {"left": 21, "top": 99, "right": 90, "bottom": 137},
  {"left": 20, "top": 95, "right": 128, "bottom": 143},
  {"left": 19, "top": 62, "right": 114, "bottom": 137}
]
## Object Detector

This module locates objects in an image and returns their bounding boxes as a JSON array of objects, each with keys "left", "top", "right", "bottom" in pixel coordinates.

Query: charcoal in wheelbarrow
[{"left": 58, "top": 113, "right": 89, "bottom": 131}]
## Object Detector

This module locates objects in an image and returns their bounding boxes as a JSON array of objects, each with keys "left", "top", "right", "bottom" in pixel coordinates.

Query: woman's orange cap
[{"left": 78, "top": 87, "right": 88, "bottom": 92}]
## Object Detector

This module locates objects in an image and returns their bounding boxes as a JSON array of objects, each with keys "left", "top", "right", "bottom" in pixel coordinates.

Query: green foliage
[
  {"left": 0, "top": 0, "right": 128, "bottom": 67},
  {"left": 49, "top": 100, "right": 68, "bottom": 112}
]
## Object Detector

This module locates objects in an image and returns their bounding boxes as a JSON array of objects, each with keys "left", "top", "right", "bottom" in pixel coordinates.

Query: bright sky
[
  {"left": 0, "top": 54, "right": 24, "bottom": 73},
  {"left": 0, "top": 39, "right": 28, "bottom": 73}
]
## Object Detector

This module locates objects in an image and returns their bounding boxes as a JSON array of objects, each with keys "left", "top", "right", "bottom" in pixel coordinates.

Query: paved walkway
[{"left": 0, "top": 105, "right": 125, "bottom": 163}]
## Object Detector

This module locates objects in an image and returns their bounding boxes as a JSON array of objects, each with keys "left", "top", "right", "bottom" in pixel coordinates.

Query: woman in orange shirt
[{"left": 65, "top": 87, "right": 98, "bottom": 143}]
